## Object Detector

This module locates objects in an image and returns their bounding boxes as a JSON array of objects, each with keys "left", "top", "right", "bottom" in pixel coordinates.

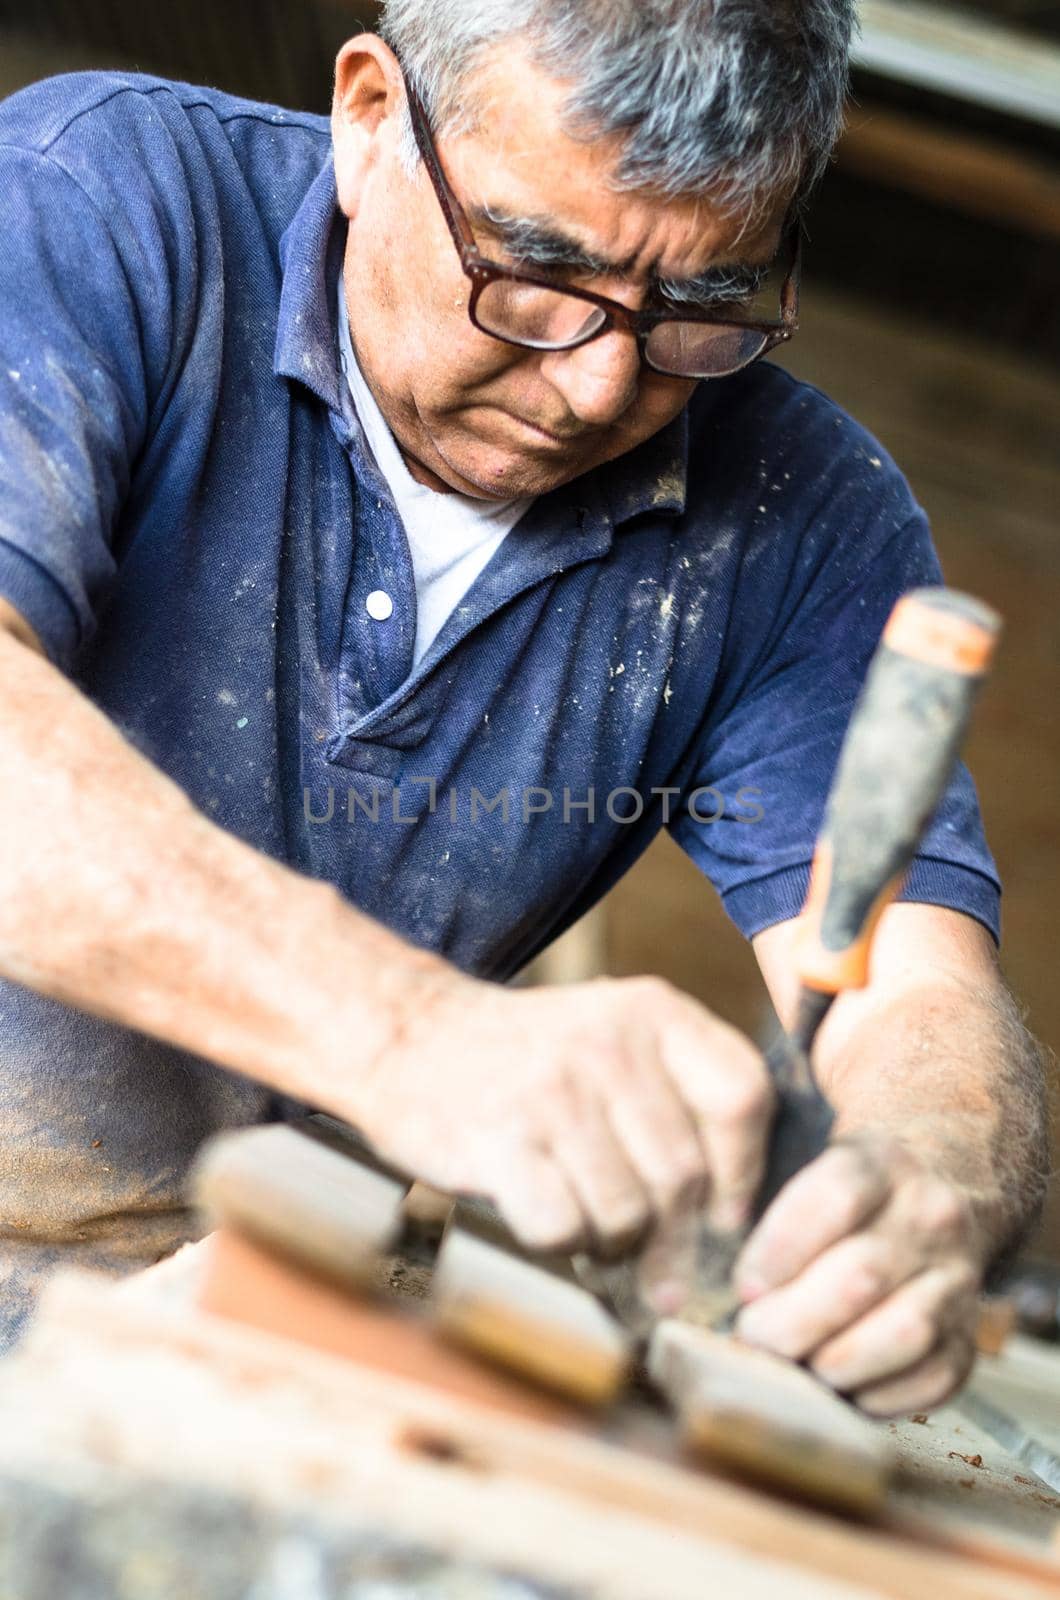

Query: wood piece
[
  {"left": 837, "top": 102, "right": 1060, "bottom": 242},
  {"left": 198, "top": 1224, "right": 580, "bottom": 1429},
  {"left": 649, "top": 1318, "right": 892, "bottom": 1515},
  {"left": 17, "top": 1272, "right": 1060, "bottom": 1600},
  {"left": 192, "top": 1123, "right": 407, "bottom": 1293},
  {"left": 433, "top": 1227, "right": 633, "bottom": 1407},
  {"left": 3, "top": 1279, "right": 832, "bottom": 1600},
  {"left": 853, "top": 0, "right": 1060, "bottom": 128},
  {"left": 401, "top": 1180, "right": 454, "bottom": 1236},
  {"left": 0, "top": 1469, "right": 563, "bottom": 1600},
  {"left": 113, "top": 1239, "right": 209, "bottom": 1310},
  {"left": 977, "top": 1298, "right": 1018, "bottom": 1357}
]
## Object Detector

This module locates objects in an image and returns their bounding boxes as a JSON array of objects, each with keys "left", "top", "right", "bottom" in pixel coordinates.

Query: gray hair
[{"left": 378, "top": 0, "right": 855, "bottom": 214}]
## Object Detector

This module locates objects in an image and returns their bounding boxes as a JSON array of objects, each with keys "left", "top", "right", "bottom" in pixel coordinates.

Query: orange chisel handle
[
  {"left": 749, "top": 587, "right": 1002, "bottom": 1227},
  {"left": 797, "top": 586, "right": 1001, "bottom": 999}
]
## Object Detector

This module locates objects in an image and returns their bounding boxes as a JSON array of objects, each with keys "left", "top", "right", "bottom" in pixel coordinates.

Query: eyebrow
[{"left": 469, "top": 203, "right": 773, "bottom": 307}]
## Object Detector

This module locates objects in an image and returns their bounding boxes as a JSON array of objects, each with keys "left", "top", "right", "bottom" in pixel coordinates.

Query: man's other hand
[
  {"left": 732, "top": 1134, "right": 984, "bottom": 1416},
  {"left": 350, "top": 973, "right": 772, "bottom": 1256}
]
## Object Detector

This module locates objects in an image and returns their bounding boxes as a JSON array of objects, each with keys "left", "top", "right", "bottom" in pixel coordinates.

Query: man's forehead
[{"left": 446, "top": 42, "right": 788, "bottom": 281}]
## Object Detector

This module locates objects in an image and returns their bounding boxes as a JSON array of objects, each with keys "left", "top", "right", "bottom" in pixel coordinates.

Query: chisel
[
  {"left": 754, "top": 583, "right": 1003, "bottom": 1239},
  {"left": 583, "top": 585, "right": 1002, "bottom": 1332}
]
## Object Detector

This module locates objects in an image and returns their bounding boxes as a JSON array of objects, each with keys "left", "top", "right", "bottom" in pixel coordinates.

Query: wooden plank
[
  {"left": 433, "top": 1226, "right": 633, "bottom": 1407},
  {"left": 648, "top": 1318, "right": 892, "bottom": 1516},
  {"left": 977, "top": 1298, "right": 1018, "bottom": 1357},
  {"left": 838, "top": 103, "right": 1060, "bottom": 241},
  {"left": 198, "top": 1225, "right": 579, "bottom": 1428},
  {"left": 401, "top": 1180, "right": 455, "bottom": 1237},
  {"left": 15, "top": 1273, "right": 1060, "bottom": 1600},
  {"left": 191, "top": 1122, "right": 407, "bottom": 1292},
  {"left": 0, "top": 1280, "right": 846, "bottom": 1600},
  {"left": 123, "top": 1238, "right": 1060, "bottom": 1559},
  {"left": 854, "top": 0, "right": 1060, "bottom": 128}
]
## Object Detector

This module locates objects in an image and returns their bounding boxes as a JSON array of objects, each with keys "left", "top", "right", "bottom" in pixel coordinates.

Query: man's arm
[
  {"left": 0, "top": 599, "right": 772, "bottom": 1253},
  {"left": 736, "top": 901, "right": 1048, "bottom": 1415},
  {"left": 0, "top": 598, "right": 439, "bottom": 1115}
]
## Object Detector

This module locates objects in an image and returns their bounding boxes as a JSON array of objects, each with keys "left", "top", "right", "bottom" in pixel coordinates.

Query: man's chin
[{"left": 426, "top": 431, "right": 597, "bottom": 502}]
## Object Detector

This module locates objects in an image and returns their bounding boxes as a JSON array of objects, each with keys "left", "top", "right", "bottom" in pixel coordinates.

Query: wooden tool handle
[
  {"left": 755, "top": 588, "right": 1000, "bottom": 1223},
  {"left": 191, "top": 1121, "right": 408, "bottom": 1291},
  {"left": 796, "top": 587, "right": 1001, "bottom": 997}
]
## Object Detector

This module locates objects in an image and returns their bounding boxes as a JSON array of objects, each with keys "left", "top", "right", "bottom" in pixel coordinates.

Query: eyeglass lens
[
  {"left": 646, "top": 321, "right": 769, "bottom": 378},
  {"left": 474, "top": 278, "right": 770, "bottom": 378},
  {"left": 476, "top": 279, "right": 607, "bottom": 348}
]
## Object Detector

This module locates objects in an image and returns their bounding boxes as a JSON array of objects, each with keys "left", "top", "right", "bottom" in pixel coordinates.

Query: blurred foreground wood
[{"left": 3, "top": 1266, "right": 1060, "bottom": 1598}]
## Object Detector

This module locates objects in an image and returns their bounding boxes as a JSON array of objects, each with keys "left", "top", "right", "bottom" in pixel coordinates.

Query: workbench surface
[{"left": 0, "top": 1251, "right": 1058, "bottom": 1600}]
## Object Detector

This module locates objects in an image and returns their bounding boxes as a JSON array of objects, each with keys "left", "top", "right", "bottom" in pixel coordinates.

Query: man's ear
[{"left": 331, "top": 35, "right": 406, "bottom": 221}]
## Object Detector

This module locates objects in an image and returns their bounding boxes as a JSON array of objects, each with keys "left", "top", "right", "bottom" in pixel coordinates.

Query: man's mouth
[{"left": 509, "top": 414, "right": 585, "bottom": 447}]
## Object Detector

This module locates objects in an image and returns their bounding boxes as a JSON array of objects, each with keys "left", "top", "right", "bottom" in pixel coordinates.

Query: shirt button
[{"left": 365, "top": 590, "right": 394, "bottom": 621}]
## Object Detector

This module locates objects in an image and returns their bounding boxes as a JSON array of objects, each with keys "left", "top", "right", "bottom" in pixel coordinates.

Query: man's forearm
[
  {"left": 0, "top": 621, "right": 789, "bottom": 1255},
  {"left": 0, "top": 624, "right": 445, "bottom": 1114},
  {"left": 817, "top": 975, "right": 1049, "bottom": 1270}
]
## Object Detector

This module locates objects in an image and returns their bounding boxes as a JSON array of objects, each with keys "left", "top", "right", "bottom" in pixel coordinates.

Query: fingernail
[
  {"left": 733, "top": 1258, "right": 768, "bottom": 1300},
  {"left": 647, "top": 1278, "right": 688, "bottom": 1317}
]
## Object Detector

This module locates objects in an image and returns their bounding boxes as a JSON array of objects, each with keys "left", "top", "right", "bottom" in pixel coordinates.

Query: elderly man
[{"left": 0, "top": 0, "right": 1046, "bottom": 1408}]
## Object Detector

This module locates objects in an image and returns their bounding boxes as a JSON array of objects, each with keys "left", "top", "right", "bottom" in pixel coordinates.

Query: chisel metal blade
[{"left": 957, "top": 1386, "right": 1060, "bottom": 1495}]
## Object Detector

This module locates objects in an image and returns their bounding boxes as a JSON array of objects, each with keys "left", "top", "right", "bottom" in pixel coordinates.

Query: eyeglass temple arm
[
  {"left": 403, "top": 79, "right": 481, "bottom": 264},
  {"left": 781, "top": 223, "right": 802, "bottom": 325}
]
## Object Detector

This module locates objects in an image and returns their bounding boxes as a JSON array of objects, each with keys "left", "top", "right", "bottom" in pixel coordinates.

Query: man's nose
[{"left": 542, "top": 328, "right": 641, "bottom": 427}]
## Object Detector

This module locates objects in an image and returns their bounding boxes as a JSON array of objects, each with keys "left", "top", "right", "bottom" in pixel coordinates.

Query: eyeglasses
[{"left": 402, "top": 71, "right": 801, "bottom": 381}]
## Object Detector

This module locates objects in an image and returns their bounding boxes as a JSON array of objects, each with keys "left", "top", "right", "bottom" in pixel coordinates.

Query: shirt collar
[
  {"left": 275, "top": 154, "right": 690, "bottom": 526},
  {"left": 274, "top": 157, "right": 346, "bottom": 414}
]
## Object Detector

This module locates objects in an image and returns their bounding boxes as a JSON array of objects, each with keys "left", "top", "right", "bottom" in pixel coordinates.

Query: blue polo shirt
[{"left": 0, "top": 72, "right": 999, "bottom": 1337}]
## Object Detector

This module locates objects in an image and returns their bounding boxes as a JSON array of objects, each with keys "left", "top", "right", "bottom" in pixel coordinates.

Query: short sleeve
[
  {"left": 670, "top": 504, "right": 1001, "bottom": 943},
  {"left": 0, "top": 142, "right": 147, "bottom": 665}
]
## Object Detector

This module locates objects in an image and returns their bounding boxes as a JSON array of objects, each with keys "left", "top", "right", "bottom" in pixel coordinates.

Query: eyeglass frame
[{"left": 400, "top": 67, "right": 802, "bottom": 378}]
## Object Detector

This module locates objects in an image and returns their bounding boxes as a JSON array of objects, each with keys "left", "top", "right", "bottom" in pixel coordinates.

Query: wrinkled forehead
[{"left": 430, "top": 42, "right": 790, "bottom": 275}]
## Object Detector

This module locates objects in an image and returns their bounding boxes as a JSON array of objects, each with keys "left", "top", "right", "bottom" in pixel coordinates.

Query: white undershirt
[{"left": 338, "top": 286, "right": 533, "bottom": 668}]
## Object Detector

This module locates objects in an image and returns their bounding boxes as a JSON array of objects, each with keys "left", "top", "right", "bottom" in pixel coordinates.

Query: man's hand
[
  {"left": 744, "top": 907, "right": 1048, "bottom": 1417},
  {"left": 732, "top": 1133, "right": 984, "bottom": 1416},
  {"left": 345, "top": 972, "right": 773, "bottom": 1256}
]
